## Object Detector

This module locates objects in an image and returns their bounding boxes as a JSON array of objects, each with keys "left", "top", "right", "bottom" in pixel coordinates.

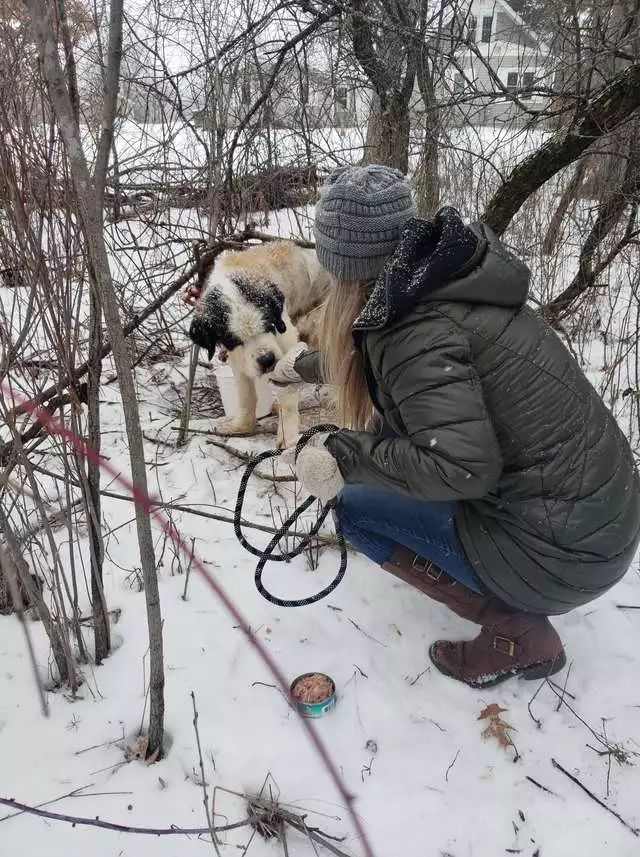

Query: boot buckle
[
  {"left": 493, "top": 636, "right": 516, "bottom": 657},
  {"left": 412, "top": 555, "right": 442, "bottom": 581}
]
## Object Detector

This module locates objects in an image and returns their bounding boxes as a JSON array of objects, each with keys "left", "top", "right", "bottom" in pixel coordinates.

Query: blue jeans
[{"left": 336, "top": 484, "right": 486, "bottom": 594}]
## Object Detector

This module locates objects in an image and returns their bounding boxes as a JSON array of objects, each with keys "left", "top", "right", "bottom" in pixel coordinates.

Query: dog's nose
[{"left": 257, "top": 352, "right": 276, "bottom": 372}]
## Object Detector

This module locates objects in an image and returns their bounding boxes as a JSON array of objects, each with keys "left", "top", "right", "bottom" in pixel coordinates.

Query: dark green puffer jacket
[{"left": 316, "top": 210, "right": 640, "bottom": 615}]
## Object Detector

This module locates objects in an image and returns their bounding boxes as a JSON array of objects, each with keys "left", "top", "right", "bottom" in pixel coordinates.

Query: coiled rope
[{"left": 234, "top": 424, "right": 347, "bottom": 607}]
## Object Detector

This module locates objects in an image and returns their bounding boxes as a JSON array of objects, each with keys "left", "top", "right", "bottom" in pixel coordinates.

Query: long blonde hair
[{"left": 320, "top": 279, "right": 374, "bottom": 430}]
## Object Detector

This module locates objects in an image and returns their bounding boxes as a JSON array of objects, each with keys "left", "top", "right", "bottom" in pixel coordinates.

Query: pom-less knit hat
[{"left": 313, "top": 164, "right": 417, "bottom": 282}]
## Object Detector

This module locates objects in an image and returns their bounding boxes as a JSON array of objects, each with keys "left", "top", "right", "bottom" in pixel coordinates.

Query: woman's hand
[
  {"left": 269, "top": 342, "right": 309, "bottom": 388},
  {"left": 296, "top": 432, "right": 344, "bottom": 504}
]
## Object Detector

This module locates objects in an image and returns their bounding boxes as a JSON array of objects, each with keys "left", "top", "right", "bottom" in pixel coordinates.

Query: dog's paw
[{"left": 212, "top": 416, "right": 256, "bottom": 437}]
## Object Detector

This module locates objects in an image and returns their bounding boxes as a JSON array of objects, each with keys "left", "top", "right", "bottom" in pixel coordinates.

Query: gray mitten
[
  {"left": 269, "top": 342, "right": 308, "bottom": 387},
  {"left": 295, "top": 432, "right": 344, "bottom": 503}
]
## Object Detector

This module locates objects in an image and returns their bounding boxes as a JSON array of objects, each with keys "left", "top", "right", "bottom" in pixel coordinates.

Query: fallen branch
[
  {"left": 29, "top": 462, "right": 342, "bottom": 544},
  {"left": 551, "top": 759, "right": 640, "bottom": 837},
  {"left": 284, "top": 815, "right": 352, "bottom": 857},
  {"left": 0, "top": 796, "right": 250, "bottom": 836},
  {"left": 205, "top": 437, "right": 296, "bottom": 482}
]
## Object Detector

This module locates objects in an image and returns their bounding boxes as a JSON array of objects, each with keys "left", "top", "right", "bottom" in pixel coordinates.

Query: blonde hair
[{"left": 320, "top": 279, "right": 374, "bottom": 430}]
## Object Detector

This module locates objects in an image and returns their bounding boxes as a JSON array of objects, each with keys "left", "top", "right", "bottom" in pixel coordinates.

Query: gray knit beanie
[{"left": 314, "top": 164, "right": 416, "bottom": 282}]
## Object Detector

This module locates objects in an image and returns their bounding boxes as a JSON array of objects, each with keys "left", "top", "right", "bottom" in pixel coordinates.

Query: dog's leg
[
  {"left": 213, "top": 371, "right": 258, "bottom": 437},
  {"left": 274, "top": 387, "right": 300, "bottom": 449}
]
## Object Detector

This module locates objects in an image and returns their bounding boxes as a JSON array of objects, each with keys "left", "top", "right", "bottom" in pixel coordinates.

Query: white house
[{"left": 443, "top": 0, "right": 552, "bottom": 125}]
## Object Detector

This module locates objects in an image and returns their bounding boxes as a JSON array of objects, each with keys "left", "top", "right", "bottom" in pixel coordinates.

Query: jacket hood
[{"left": 353, "top": 207, "right": 531, "bottom": 331}]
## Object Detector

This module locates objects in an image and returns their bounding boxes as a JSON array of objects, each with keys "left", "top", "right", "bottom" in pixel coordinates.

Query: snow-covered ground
[{"left": 2, "top": 335, "right": 640, "bottom": 857}]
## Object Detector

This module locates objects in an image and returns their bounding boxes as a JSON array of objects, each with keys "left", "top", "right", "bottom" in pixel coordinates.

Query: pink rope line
[{"left": 1, "top": 381, "right": 375, "bottom": 857}]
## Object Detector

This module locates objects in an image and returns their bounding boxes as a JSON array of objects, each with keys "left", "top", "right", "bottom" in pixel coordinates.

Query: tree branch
[
  {"left": 350, "top": 0, "right": 394, "bottom": 99},
  {"left": 482, "top": 62, "right": 640, "bottom": 235},
  {"left": 0, "top": 796, "right": 249, "bottom": 837}
]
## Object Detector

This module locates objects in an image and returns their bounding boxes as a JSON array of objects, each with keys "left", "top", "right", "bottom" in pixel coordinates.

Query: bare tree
[{"left": 24, "top": 0, "right": 166, "bottom": 755}]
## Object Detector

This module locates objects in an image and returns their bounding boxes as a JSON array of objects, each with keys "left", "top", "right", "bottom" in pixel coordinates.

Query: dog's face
[{"left": 188, "top": 269, "right": 289, "bottom": 378}]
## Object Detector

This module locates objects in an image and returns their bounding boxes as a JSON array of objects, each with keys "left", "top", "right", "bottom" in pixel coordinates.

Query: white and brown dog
[{"left": 188, "top": 241, "right": 330, "bottom": 448}]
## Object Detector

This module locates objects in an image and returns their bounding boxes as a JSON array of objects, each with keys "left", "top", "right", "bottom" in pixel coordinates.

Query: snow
[
  {"left": 2, "top": 346, "right": 640, "bottom": 857},
  {"left": 2, "top": 128, "right": 640, "bottom": 857}
]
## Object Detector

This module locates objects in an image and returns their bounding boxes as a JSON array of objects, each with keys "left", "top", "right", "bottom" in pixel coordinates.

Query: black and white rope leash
[{"left": 234, "top": 424, "right": 348, "bottom": 607}]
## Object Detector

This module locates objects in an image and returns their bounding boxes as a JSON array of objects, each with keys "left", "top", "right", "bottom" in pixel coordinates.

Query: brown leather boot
[
  {"left": 382, "top": 546, "right": 490, "bottom": 621},
  {"left": 383, "top": 546, "right": 566, "bottom": 688}
]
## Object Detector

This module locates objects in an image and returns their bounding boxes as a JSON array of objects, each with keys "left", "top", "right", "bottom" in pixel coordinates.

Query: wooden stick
[
  {"left": 176, "top": 344, "right": 200, "bottom": 448},
  {"left": 0, "top": 796, "right": 250, "bottom": 837},
  {"left": 551, "top": 759, "right": 639, "bottom": 836}
]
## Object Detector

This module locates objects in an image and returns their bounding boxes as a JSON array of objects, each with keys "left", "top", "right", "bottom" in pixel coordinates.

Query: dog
[{"left": 188, "top": 240, "right": 331, "bottom": 448}]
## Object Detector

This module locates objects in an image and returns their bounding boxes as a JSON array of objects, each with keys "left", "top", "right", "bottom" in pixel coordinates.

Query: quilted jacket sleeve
[
  {"left": 293, "top": 349, "right": 324, "bottom": 384},
  {"left": 326, "top": 313, "right": 503, "bottom": 501}
]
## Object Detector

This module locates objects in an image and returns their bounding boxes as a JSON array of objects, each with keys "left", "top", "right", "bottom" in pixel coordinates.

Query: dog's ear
[
  {"left": 264, "top": 285, "right": 287, "bottom": 334},
  {"left": 188, "top": 316, "right": 219, "bottom": 361}
]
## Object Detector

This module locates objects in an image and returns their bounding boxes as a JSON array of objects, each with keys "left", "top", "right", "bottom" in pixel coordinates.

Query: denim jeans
[{"left": 336, "top": 484, "right": 486, "bottom": 594}]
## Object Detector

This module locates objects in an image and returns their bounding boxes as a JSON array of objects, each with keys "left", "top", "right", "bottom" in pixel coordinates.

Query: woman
[{"left": 270, "top": 164, "right": 640, "bottom": 689}]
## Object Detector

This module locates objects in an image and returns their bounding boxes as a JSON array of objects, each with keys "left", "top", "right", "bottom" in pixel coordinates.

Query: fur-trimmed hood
[{"left": 353, "top": 208, "right": 531, "bottom": 332}]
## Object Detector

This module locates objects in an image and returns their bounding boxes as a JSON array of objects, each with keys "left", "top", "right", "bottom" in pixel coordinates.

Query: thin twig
[
  {"left": 30, "top": 462, "right": 336, "bottom": 543},
  {"left": 251, "top": 681, "right": 292, "bottom": 707},
  {"left": 74, "top": 731, "right": 125, "bottom": 755},
  {"left": 555, "top": 661, "right": 574, "bottom": 712},
  {"left": 205, "top": 438, "right": 295, "bottom": 482},
  {"left": 0, "top": 797, "right": 250, "bottom": 836},
  {"left": 548, "top": 678, "right": 577, "bottom": 701},
  {"left": 551, "top": 759, "right": 640, "bottom": 837},
  {"left": 177, "top": 344, "right": 200, "bottom": 447},
  {"left": 182, "top": 538, "right": 195, "bottom": 601},
  {"left": 527, "top": 677, "right": 545, "bottom": 728},
  {"left": 445, "top": 750, "right": 460, "bottom": 782},
  {"left": 191, "top": 690, "right": 221, "bottom": 854},
  {"left": 0, "top": 784, "right": 95, "bottom": 823},
  {"left": 285, "top": 817, "right": 352, "bottom": 857},
  {"left": 347, "top": 618, "right": 387, "bottom": 647},
  {"left": 408, "top": 666, "right": 430, "bottom": 686},
  {"left": 525, "top": 775, "right": 557, "bottom": 796}
]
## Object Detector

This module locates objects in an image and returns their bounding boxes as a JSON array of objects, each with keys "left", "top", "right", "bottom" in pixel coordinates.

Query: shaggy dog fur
[{"left": 188, "top": 241, "right": 330, "bottom": 448}]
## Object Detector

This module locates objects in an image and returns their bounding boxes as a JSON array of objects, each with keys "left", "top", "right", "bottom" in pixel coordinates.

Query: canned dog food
[{"left": 290, "top": 672, "right": 336, "bottom": 718}]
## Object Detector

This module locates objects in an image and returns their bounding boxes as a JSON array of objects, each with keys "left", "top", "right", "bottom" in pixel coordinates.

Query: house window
[
  {"left": 335, "top": 86, "right": 348, "bottom": 111},
  {"left": 481, "top": 15, "right": 493, "bottom": 43},
  {"left": 521, "top": 71, "right": 534, "bottom": 99},
  {"left": 468, "top": 14, "right": 477, "bottom": 43},
  {"left": 506, "top": 72, "right": 518, "bottom": 94}
]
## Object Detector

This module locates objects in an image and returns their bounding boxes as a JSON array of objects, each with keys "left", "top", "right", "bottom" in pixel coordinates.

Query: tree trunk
[
  {"left": 27, "top": 0, "right": 165, "bottom": 756},
  {"left": 87, "top": 289, "right": 110, "bottom": 663},
  {"left": 414, "top": 48, "right": 440, "bottom": 217},
  {"left": 544, "top": 130, "right": 640, "bottom": 318},
  {"left": 363, "top": 97, "right": 411, "bottom": 173},
  {"left": 542, "top": 159, "right": 588, "bottom": 255}
]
